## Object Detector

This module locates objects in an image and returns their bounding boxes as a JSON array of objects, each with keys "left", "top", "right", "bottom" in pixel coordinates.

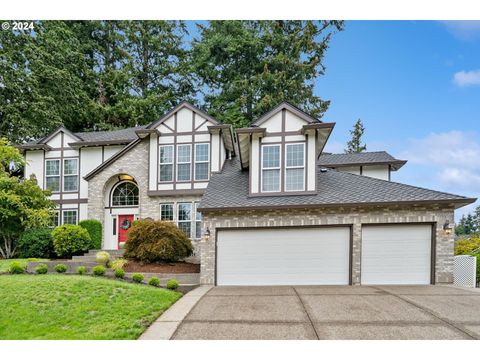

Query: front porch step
[{"left": 87, "top": 249, "right": 124, "bottom": 256}]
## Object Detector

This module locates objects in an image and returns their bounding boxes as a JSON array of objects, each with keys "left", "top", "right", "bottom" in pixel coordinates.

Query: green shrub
[
  {"left": 54, "top": 263, "right": 67, "bottom": 273},
  {"left": 455, "top": 237, "right": 480, "bottom": 255},
  {"left": 114, "top": 268, "right": 125, "bottom": 279},
  {"left": 77, "top": 266, "right": 87, "bottom": 275},
  {"left": 132, "top": 273, "right": 144, "bottom": 283},
  {"left": 79, "top": 220, "right": 102, "bottom": 249},
  {"left": 17, "top": 228, "right": 54, "bottom": 259},
  {"left": 92, "top": 265, "right": 106, "bottom": 276},
  {"left": 110, "top": 258, "right": 128, "bottom": 271},
  {"left": 148, "top": 276, "right": 160, "bottom": 287},
  {"left": 166, "top": 279, "right": 179, "bottom": 290},
  {"left": 8, "top": 261, "right": 25, "bottom": 274},
  {"left": 27, "top": 258, "right": 39, "bottom": 262},
  {"left": 34, "top": 264, "right": 49, "bottom": 274},
  {"left": 52, "top": 225, "right": 91, "bottom": 258},
  {"left": 124, "top": 219, "right": 193, "bottom": 263},
  {"left": 96, "top": 251, "right": 110, "bottom": 265}
]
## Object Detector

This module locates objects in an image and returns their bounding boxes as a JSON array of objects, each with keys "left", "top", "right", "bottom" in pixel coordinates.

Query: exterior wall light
[
  {"left": 443, "top": 220, "right": 452, "bottom": 235},
  {"left": 118, "top": 174, "right": 134, "bottom": 182},
  {"left": 204, "top": 228, "right": 211, "bottom": 241}
]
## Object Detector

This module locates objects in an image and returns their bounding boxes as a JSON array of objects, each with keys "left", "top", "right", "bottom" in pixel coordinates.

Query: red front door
[{"left": 118, "top": 215, "right": 134, "bottom": 249}]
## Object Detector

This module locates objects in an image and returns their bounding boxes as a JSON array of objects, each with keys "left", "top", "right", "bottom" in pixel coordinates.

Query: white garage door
[
  {"left": 217, "top": 227, "right": 350, "bottom": 286},
  {"left": 361, "top": 224, "right": 432, "bottom": 285}
]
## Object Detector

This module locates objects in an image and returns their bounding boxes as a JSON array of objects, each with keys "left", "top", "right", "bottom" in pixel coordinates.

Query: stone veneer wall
[
  {"left": 199, "top": 206, "right": 455, "bottom": 285},
  {"left": 87, "top": 139, "right": 202, "bottom": 257}
]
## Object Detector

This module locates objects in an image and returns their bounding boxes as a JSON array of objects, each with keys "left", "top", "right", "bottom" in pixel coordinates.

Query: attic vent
[{"left": 320, "top": 168, "right": 328, "bottom": 173}]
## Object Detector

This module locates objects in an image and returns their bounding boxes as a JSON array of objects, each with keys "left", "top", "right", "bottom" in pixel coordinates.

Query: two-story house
[{"left": 20, "top": 101, "right": 475, "bottom": 286}]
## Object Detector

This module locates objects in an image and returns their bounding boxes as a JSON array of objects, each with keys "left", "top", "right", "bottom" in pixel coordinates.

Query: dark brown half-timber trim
[
  {"left": 147, "top": 189, "right": 205, "bottom": 196},
  {"left": 198, "top": 197, "right": 476, "bottom": 213},
  {"left": 360, "top": 222, "right": 437, "bottom": 285},
  {"left": 214, "top": 224, "right": 354, "bottom": 286},
  {"left": 53, "top": 198, "right": 88, "bottom": 205},
  {"left": 301, "top": 122, "right": 336, "bottom": 133}
]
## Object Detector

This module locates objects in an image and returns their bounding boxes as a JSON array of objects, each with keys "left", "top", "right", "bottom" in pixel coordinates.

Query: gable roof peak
[{"left": 251, "top": 101, "right": 323, "bottom": 127}]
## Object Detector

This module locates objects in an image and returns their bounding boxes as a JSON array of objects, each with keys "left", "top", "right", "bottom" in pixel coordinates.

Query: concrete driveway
[{"left": 172, "top": 285, "right": 480, "bottom": 340}]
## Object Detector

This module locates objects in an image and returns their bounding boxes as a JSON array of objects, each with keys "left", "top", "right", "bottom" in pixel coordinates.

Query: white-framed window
[
  {"left": 194, "top": 202, "right": 202, "bottom": 240},
  {"left": 160, "top": 203, "right": 174, "bottom": 221},
  {"left": 194, "top": 143, "right": 209, "bottom": 181},
  {"left": 62, "top": 210, "right": 78, "bottom": 225},
  {"left": 51, "top": 210, "right": 60, "bottom": 228},
  {"left": 177, "top": 202, "right": 192, "bottom": 237},
  {"left": 45, "top": 159, "right": 60, "bottom": 192},
  {"left": 111, "top": 181, "right": 139, "bottom": 207},
  {"left": 261, "top": 144, "right": 281, "bottom": 192},
  {"left": 177, "top": 144, "right": 191, "bottom": 181},
  {"left": 63, "top": 158, "right": 78, "bottom": 192},
  {"left": 285, "top": 143, "right": 305, "bottom": 191},
  {"left": 159, "top": 145, "right": 173, "bottom": 182}
]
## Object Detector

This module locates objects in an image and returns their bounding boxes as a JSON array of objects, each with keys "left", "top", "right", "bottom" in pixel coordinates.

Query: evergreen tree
[
  {"left": 345, "top": 118, "right": 367, "bottom": 153},
  {"left": 192, "top": 20, "right": 344, "bottom": 128}
]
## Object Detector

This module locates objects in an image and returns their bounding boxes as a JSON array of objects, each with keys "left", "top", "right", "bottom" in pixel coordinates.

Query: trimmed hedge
[
  {"left": 124, "top": 219, "right": 193, "bottom": 263},
  {"left": 35, "top": 264, "right": 49, "bottom": 274},
  {"left": 92, "top": 265, "right": 106, "bottom": 276},
  {"left": 148, "top": 276, "right": 160, "bottom": 287},
  {"left": 9, "top": 261, "right": 25, "bottom": 274},
  {"left": 132, "top": 273, "right": 144, "bottom": 283},
  {"left": 17, "top": 228, "right": 54, "bottom": 259},
  {"left": 52, "top": 225, "right": 91, "bottom": 258},
  {"left": 166, "top": 279, "right": 179, "bottom": 290},
  {"left": 79, "top": 220, "right": 102, "bottom": 249},
  {"left": 54, "top": 264, "right": 67, "bottom": 273}
]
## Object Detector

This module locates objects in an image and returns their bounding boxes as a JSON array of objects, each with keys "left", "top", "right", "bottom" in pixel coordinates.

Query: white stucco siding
[
  {"left": 176, "top": 107, "right": 192, "bottom": 132},
  {"left": 80, "top": 147, "right": 103, "bottom": 198},
  {"left": 211, "top": 133, "right": 220, "bottom": 172},
  {"left": 250, "top": 137, "right": 260, "bottom": 194},
  {"left": 261, "top": 112, "right": 282, "bottom": 132},
  {"left": 46, "top": 133, "right": 62, "bottom": 148},
  {"left": 285, "top": 111, "right": 307, "bottom": 131},
  {"left": 25, "top": 150, "right": 44, "bottom": 188},
  {"left": 79, "top": 203, "right": 88, "bottom": 221},
  {"left": 362, "top": 165, "right": 390, "bottom": 181},
  {"left": 103, "top": 145, "right": 124, "bottom": 160},
  {"left": 149, "top": 133, "right": 158, "bottom": 191},
  {"left": 307, "top": 134, "right": 316, "bottom": 191}
]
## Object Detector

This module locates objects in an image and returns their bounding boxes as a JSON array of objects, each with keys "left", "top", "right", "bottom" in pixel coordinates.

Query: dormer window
[
  {"left": 285, "top": 143, "right": 305, "bottom": 191},
  {"left": 261, "top": 145, "right": 281, "bottom": 192}
]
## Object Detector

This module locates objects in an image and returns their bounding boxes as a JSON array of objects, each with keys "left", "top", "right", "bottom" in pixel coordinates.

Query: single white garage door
[
  {"left": 361, "top": 224, "right": 432, "bottom": 285},
  {"left": 217, "top": 227, "right": 350, "bottom": 286}
]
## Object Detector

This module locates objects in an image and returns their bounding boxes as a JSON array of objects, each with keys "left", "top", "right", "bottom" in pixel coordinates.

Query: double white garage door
[{"left": 217, "top": 224, "right": 432, "bottom": 286}]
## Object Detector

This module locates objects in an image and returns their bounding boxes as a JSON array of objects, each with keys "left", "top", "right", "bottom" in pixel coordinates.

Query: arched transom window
[{"left": 111, "top": 181, "right": 139, "bottom": 207}]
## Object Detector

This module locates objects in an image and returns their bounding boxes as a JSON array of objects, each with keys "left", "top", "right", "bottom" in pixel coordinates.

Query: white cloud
[
  {"left": 400, "top": 131, "right": 480, "bottom": 193},
  {"left": 453, "top": 70, "right": 480, "bottom": 87},
  {"left": 441, "top": 20, "right": 480, "bottom": 41}
]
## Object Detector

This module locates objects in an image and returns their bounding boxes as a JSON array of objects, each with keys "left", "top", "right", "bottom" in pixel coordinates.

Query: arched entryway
[{"left": 103, "top": 174, "right": 139, "bottom": 249}]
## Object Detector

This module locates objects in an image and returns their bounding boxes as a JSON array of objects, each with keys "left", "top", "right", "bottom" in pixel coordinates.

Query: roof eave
[{"left": 198, "top": 197, "right": 477, "bottom": 213}]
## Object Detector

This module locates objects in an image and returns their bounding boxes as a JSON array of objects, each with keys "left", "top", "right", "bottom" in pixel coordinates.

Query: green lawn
[
  {"left": 0, "top": 275, "right": 182, "bottom": 339},
  {"left": 0, "top": 258, "right": 49, "bottom": 273}
]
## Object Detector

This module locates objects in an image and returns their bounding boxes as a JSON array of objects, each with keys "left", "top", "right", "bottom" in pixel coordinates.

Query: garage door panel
[
  {"left": 217, "top": 227, "right": 350, "bottom": 286},
  {"left": 361, "top": 225, "right": 432, "bottom": 285}
]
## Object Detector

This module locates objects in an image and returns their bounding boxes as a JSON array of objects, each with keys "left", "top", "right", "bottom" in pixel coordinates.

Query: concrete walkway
[
  {"left": 171, "top": 285, "right": 480, "bottom": 340},
  {"left": 140, "top": 285, "right": 212, "bottom": 340}
]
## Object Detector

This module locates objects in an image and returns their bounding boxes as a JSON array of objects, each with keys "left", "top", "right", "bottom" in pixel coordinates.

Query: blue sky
[
  {"left": 315, "top": 21, "right": 480, "bottom": 219},
  {"left": 186, "top": 21, "right": 480, "bottom": 219}
]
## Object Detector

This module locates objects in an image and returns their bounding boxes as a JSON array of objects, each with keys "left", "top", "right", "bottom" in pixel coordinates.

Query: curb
[{"left": 139, "top": 285, "right": 213, "bottom": 340}]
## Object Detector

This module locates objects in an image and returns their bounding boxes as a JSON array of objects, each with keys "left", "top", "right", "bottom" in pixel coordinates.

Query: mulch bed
[{"left": 124, "top": 260, "right": 200, "bottom": 274}]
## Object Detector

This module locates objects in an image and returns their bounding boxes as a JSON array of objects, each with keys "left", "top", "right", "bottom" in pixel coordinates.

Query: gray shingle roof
[
  {"left": 198, "top": 157, "right": 475, "bottom": 212},
  {"left": 74, "top": 126, "right": 146, "bottom": 144},
  {"left": 318, "top": 151, "right": 406, "bottom": 167},
  {"left": 22, "top": 126, "right": 146, "bottom": 147}
]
